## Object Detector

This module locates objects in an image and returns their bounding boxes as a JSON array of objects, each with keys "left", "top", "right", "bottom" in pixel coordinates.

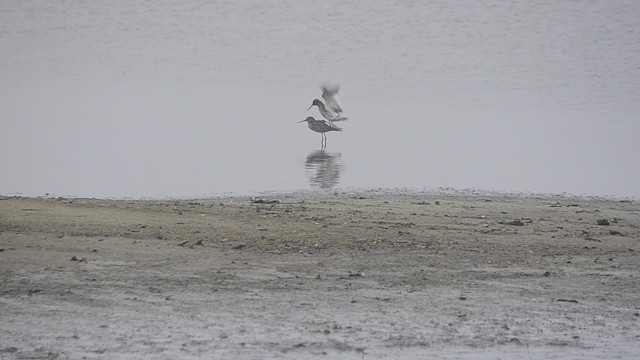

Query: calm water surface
[{"left": 1, "top": 1, "right": 639, "bottom": 198}]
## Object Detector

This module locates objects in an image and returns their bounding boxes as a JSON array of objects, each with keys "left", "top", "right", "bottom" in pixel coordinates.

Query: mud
[{"left": 1, "top": 192, "right": 639, "bottom": 359}]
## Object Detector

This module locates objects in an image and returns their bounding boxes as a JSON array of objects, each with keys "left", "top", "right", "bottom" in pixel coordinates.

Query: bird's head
[
  {"left": 307, "top": 99, "right": 323, "bottom": 111},
  {"left": 298, "top": 116, "right": 315, "bottom": 123}
]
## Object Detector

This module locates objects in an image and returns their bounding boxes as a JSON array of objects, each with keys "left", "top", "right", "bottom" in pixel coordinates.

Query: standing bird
[
  {"left": 307, "top": 84, "right": 348, "bottom": 122},
  {"left": 298, "top": 116, "right": 341, "bottom": 149}
]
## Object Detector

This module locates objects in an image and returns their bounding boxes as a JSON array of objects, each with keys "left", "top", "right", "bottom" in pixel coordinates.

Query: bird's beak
[
  {"left": 298, "top": 119, "right": 306, "bottom": 123},
  {"left": 306, "top": 104, "right": 313, "bottom": 111}
]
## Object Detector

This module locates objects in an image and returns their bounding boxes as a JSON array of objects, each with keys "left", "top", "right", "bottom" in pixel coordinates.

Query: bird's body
[
  {"left": 308, "top": 99, "right": 348, "bottom": 122},
  {"left": 299, "top": 116, "right": 341, "bottom": 149},
  {"left": 300, "top": 116, "right": 341, "bottom": 133}
]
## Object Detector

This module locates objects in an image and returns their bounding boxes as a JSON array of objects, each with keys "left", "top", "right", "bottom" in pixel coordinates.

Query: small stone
[
  {"left": 597, "top": 219, "right": 610, "bottom": 226},
  {"left": 506, "top": 337, "right": 521, "bottom": 345},
  {"left": 555, "top": 298, "right": 579, "bottom": 303}
]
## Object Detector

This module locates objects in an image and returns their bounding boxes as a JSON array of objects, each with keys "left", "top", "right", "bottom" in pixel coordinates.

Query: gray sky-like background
[{"left": 1, "top": 0, "right": 639, "bottom": 198}]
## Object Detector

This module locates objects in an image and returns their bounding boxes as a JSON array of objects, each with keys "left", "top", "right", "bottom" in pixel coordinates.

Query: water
[{"left": 1, "top": 0, "right": 639, "bottom": 198}]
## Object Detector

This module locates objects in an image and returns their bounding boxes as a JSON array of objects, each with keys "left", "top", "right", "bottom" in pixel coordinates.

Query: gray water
[{"left": 2, "top": 0, "right": 639, "bottom": 198}]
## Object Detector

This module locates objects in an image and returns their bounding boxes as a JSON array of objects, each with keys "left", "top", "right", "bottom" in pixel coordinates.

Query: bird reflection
[{"left": 305, "top": 150, "right": 343, "bottom": 189}]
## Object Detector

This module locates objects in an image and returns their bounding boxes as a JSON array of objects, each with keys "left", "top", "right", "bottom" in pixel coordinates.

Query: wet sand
[{"left": 1, "top": 192, "right": 639, "bottom": 359}]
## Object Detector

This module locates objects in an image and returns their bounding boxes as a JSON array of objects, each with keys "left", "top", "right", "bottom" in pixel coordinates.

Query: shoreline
[
  {"left": 3, "top": 186, "right": 638, "bottom": 203},
  {"left": 1, "top": 193, "right": 639, "bottom": 358}
]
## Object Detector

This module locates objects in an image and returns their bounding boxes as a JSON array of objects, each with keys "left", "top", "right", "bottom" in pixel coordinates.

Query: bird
[
  {"left": 298, "top": 116, "right": 341, "bottom": 149},
  {"left": 307, "top": 98, "right": 348, "bottom": 122},
  {"left": 307, "top": 83, "right": 348, "bottom": 122}
]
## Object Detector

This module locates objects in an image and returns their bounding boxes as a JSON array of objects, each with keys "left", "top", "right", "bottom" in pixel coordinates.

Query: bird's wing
[
  {"left": 320, "top": 84, "right": 343, "bottom": 114},
  {"left": 316, "top": 103, "right": 346, "bottom": 122},
  {"left": 328, "top": 116, "right": 348, "bottom": 122},
  {"left": 324, "top": 120, "right": 342, "bottom": 131},
  {"left": 314, "top": 119, "right": 340, "bottom": 131}
]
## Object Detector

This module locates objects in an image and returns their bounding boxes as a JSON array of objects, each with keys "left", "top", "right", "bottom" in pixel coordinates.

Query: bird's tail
[{"left": 330, "top": 116, "right": 348, "bottom": 122}]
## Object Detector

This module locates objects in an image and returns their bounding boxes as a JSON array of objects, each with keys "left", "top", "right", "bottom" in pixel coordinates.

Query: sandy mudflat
[{"left": 0, "top": 192, "right": 639, "bottom": 359}]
